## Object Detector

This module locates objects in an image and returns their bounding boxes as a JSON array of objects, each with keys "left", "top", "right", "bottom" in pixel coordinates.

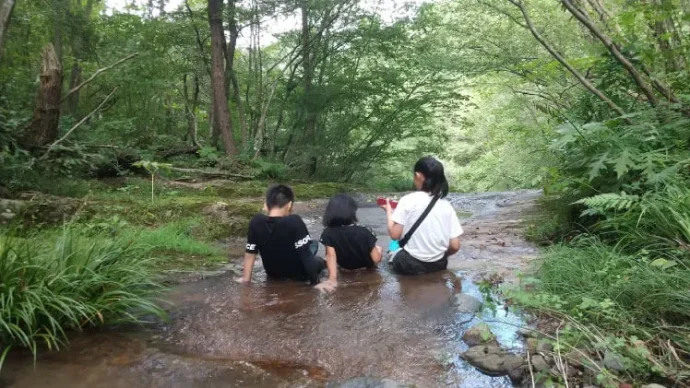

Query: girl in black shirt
[{"left": 317, "top": 194, "right": 383, "bottom": 292}]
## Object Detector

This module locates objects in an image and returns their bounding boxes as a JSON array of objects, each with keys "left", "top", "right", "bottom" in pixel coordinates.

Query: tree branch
[
  {"left": 42, "top": 87, "right": 118, "bottom": 160},
  {"left": 504, "top": 0, "right": 627, "bottom": 118},
  {"left": 561, "top": 0, "right": 668, "bottom": 107},
  {"left": 60, "top": 54, "right": 136, "bottom": 102}
]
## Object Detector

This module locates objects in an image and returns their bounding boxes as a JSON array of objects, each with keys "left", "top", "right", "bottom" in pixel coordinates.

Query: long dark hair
[
  {"left": 323, "top": 194, "right": 358, "bottom": 227},
  {"left": 414, "top": 156, "right": 449, "bottom": 198}
]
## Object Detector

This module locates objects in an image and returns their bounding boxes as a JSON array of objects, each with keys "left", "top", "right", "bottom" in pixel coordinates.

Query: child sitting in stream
[
  {"left": 239, "top": 184, "right": 327, "bottom": 286},
  {"left": 316, "top": 194, "right": 383, "bottom": 292}
]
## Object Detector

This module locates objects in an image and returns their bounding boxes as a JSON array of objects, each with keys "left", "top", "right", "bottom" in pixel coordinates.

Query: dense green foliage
[{"left": 0, "top": 230, "right": 164, "bottom": 370}]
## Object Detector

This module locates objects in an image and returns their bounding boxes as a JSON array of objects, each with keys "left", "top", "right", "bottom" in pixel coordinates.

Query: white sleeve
[
  {"left": 449, "top": 208, "right": 463, "bottom": 238},
  {"left": 391, "top": 197, "right": 408, "bottom": 226}
]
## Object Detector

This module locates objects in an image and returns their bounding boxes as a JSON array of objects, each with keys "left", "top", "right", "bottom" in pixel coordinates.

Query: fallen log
[
  {"left": 168, "top": 166, "right": 255, "bottom": 180},
  {"left": 158, "top": 145, "right": 200, "bottom": 159}
]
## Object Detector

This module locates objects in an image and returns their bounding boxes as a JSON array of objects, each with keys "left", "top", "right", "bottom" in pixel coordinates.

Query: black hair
[
  {"left": 414, "top": 156, "right": 449, "bottom": 198},
  {"left": 265, "top": 184, "right": 295, "bottom": 209},
  {"left": 322, "top": 194, "right": 358, "bottom": 227}
]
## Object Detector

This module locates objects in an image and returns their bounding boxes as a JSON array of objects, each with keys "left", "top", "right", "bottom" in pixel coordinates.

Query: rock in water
[
  {"left": 517, "top": 327, "right": 537, "bottom": 338},
  {"left": 327, "top": 377, "right": 410, "bottom": 388},
  {"left": 530, "top": 355, "right": 550, "bottom": 373},
  {"left": 536, "top": 340, "right": 554, "bottom": 353},
  {"left": 462, "top": 323, "right": 497, "bottom": 346},
  {"left": 452, "top": 294, "right": 482, "bottom": 314},
  {"left": 460, "top": 344, "right": 525, "bottom": 382}
]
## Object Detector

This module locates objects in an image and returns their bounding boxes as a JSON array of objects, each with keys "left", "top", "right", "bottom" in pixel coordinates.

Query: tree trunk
[
  {"left": 225, "top": 0, "right": 248, "bottom": 148},
  {"left": 21, "top": 44, "right": 63, "bottom": 149},
  {"left": 208, "top": 0, "right": 237, "bottom": 155},
  {"left": 0, "top": 0, "right": 15, "bottom": 64},
  {"left": 67, "top": 63, "right": 82, "bottom": 115},
  {"left": 648, "top": 0, "right": 684, "bottom": 73},
  {"left": 51, "top": 0, "right": 63, "bottom": 65},
  {"left": 183, "top": 74, "right": 200, "bottom": 147},
  {"left": 66, "top": 0, "right": 94, "bottom": 117},
  {"left": 301, "top": 0, "right": 317, "bottom": 141}
]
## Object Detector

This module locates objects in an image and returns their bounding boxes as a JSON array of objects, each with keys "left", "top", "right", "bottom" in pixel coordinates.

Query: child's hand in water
[{"left": 315, "top": 279, "right": 337, "bottom": 293}]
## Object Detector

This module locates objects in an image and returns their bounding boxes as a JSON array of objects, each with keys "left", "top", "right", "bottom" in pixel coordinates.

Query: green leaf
[
  {"left": 613, "top": 149, "right": 634, "bottom": 179},
  {"left": 588, "top": 153, "right": 609, "bottom": 182},
  {"left": 650, "top": 258, "right": 677, "bottom": 270}
]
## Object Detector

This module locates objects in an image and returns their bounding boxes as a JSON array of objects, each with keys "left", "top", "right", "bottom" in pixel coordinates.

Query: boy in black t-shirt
[
  {"left": 316, "top": 194, "right": 383, "bottom": 292},
  {"left": 240, "top": 184, "right": 326, "bottom": 285}
]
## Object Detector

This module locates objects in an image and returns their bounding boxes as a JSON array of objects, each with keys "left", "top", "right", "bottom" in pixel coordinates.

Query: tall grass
[
  {"left": 0, "top": 230, "right": 165, "bottom": 371},
  {"left": 513, "top": 238, "right": 690, "bottom": 384}
]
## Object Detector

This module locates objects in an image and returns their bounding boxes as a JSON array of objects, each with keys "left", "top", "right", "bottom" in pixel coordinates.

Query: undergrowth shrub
[{"left": 0, "top": 230, "right": 165, "bottom": 370}]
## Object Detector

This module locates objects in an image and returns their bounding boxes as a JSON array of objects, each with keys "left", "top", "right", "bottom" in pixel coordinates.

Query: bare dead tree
[{"left": 21, "top": 44, "right": 63, "bottom": 149}]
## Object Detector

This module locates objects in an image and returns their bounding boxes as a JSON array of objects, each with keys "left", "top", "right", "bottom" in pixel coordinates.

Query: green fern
[{"left": 575, "top": 192, "right": 640, "bottom": 216}]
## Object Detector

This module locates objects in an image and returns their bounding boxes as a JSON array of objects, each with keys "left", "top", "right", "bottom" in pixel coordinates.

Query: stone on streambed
[
  {"left": 526, "top": 338, "right": 553, "bottom": 354},
  {"left": 460, "top": 344, "right": 525, "bottom": 382},
  {"left": 529, "top": 354, "right": 550, "bottom": 373},
  {"left": 327, "top": 377, "right": 411, "bottom": 388},
  {"left": 462, "top": 323, "right": 497, "bottom": 346},
  {"left": 452, "top": 293, "right": 482, "bottom": 314}
]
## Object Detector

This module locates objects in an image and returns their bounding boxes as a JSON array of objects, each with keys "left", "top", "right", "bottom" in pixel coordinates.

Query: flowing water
[{"left": 0, "top": 190, "right": 541, "bottom": 388}]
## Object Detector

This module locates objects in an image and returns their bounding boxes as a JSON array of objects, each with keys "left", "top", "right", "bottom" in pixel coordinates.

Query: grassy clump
[
  {"left": 511, "top": 240, "right": 690, "bottom": 385},
  {"left": 511, "top": 187, "right": 690, "bottom": 386},
  {"left": 524, "top": 194, "right": 584, "bottom": 245},
  {"left": 0, "top": 230, "right": 165, "bottom": 370}
]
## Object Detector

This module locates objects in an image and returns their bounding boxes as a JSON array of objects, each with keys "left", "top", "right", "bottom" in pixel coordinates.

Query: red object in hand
[{"left": 377, "top": 197, "right": 398, "bottom": 209}]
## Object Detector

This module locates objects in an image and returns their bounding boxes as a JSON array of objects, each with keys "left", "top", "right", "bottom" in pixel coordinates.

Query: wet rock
[
  {"left": 530, "top": 355, "right": 550, "bottom": 373},
  {"left": 462, "top": 323, "right": 497, "bottom": 346},
  {"left": 517, "top": 327, "right": 537, "bottom": 338},
  {"left": 327, "top": 377, "right": 411, "bottom": 388},
  {"left": 452, "top": 294, "right": 482, "bottom": 314},
  {"left": 526, "top": 338, "right": 538, "bottom": 354},
  {"left": 603, "top": 351, "right": 626, "bottom": 371},
  {"left": 536, "top": 340, "right": 553, "bottom": 353},
  {"left": 460, "top": 344, "right": 525, "bottom": 380}
]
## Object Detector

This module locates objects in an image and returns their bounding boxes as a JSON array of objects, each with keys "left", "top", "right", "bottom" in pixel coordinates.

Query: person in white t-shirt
[{"left": 380, "top": 157, "right": 463, "bottom": 275}]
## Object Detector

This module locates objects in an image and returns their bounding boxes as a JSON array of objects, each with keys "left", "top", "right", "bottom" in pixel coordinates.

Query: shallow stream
[{"left": 0, "top": 190, "right": 541, "bottom": 388}]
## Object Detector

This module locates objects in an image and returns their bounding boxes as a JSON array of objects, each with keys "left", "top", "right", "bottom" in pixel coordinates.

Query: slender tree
[
  {"left": 208, "top": 0, "right": 237, "bottom": 155},
  {"left": 0, "top": 0, "right": 14, "bottom": 64}
]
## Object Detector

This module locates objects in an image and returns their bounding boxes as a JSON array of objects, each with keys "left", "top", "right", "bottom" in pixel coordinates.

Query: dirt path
[{"left": 0, "top": 190, "right": 541, "bottom": 388}]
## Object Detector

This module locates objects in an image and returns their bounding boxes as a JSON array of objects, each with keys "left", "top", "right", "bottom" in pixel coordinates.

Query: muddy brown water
[{"left": 0, "top": 190, "right": 541, "bottom": 388}]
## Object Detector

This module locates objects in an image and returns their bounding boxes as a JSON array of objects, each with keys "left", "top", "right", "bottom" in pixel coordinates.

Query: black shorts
[{"left": 391, "top": 249, "right": 448, "bottom": 275}]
